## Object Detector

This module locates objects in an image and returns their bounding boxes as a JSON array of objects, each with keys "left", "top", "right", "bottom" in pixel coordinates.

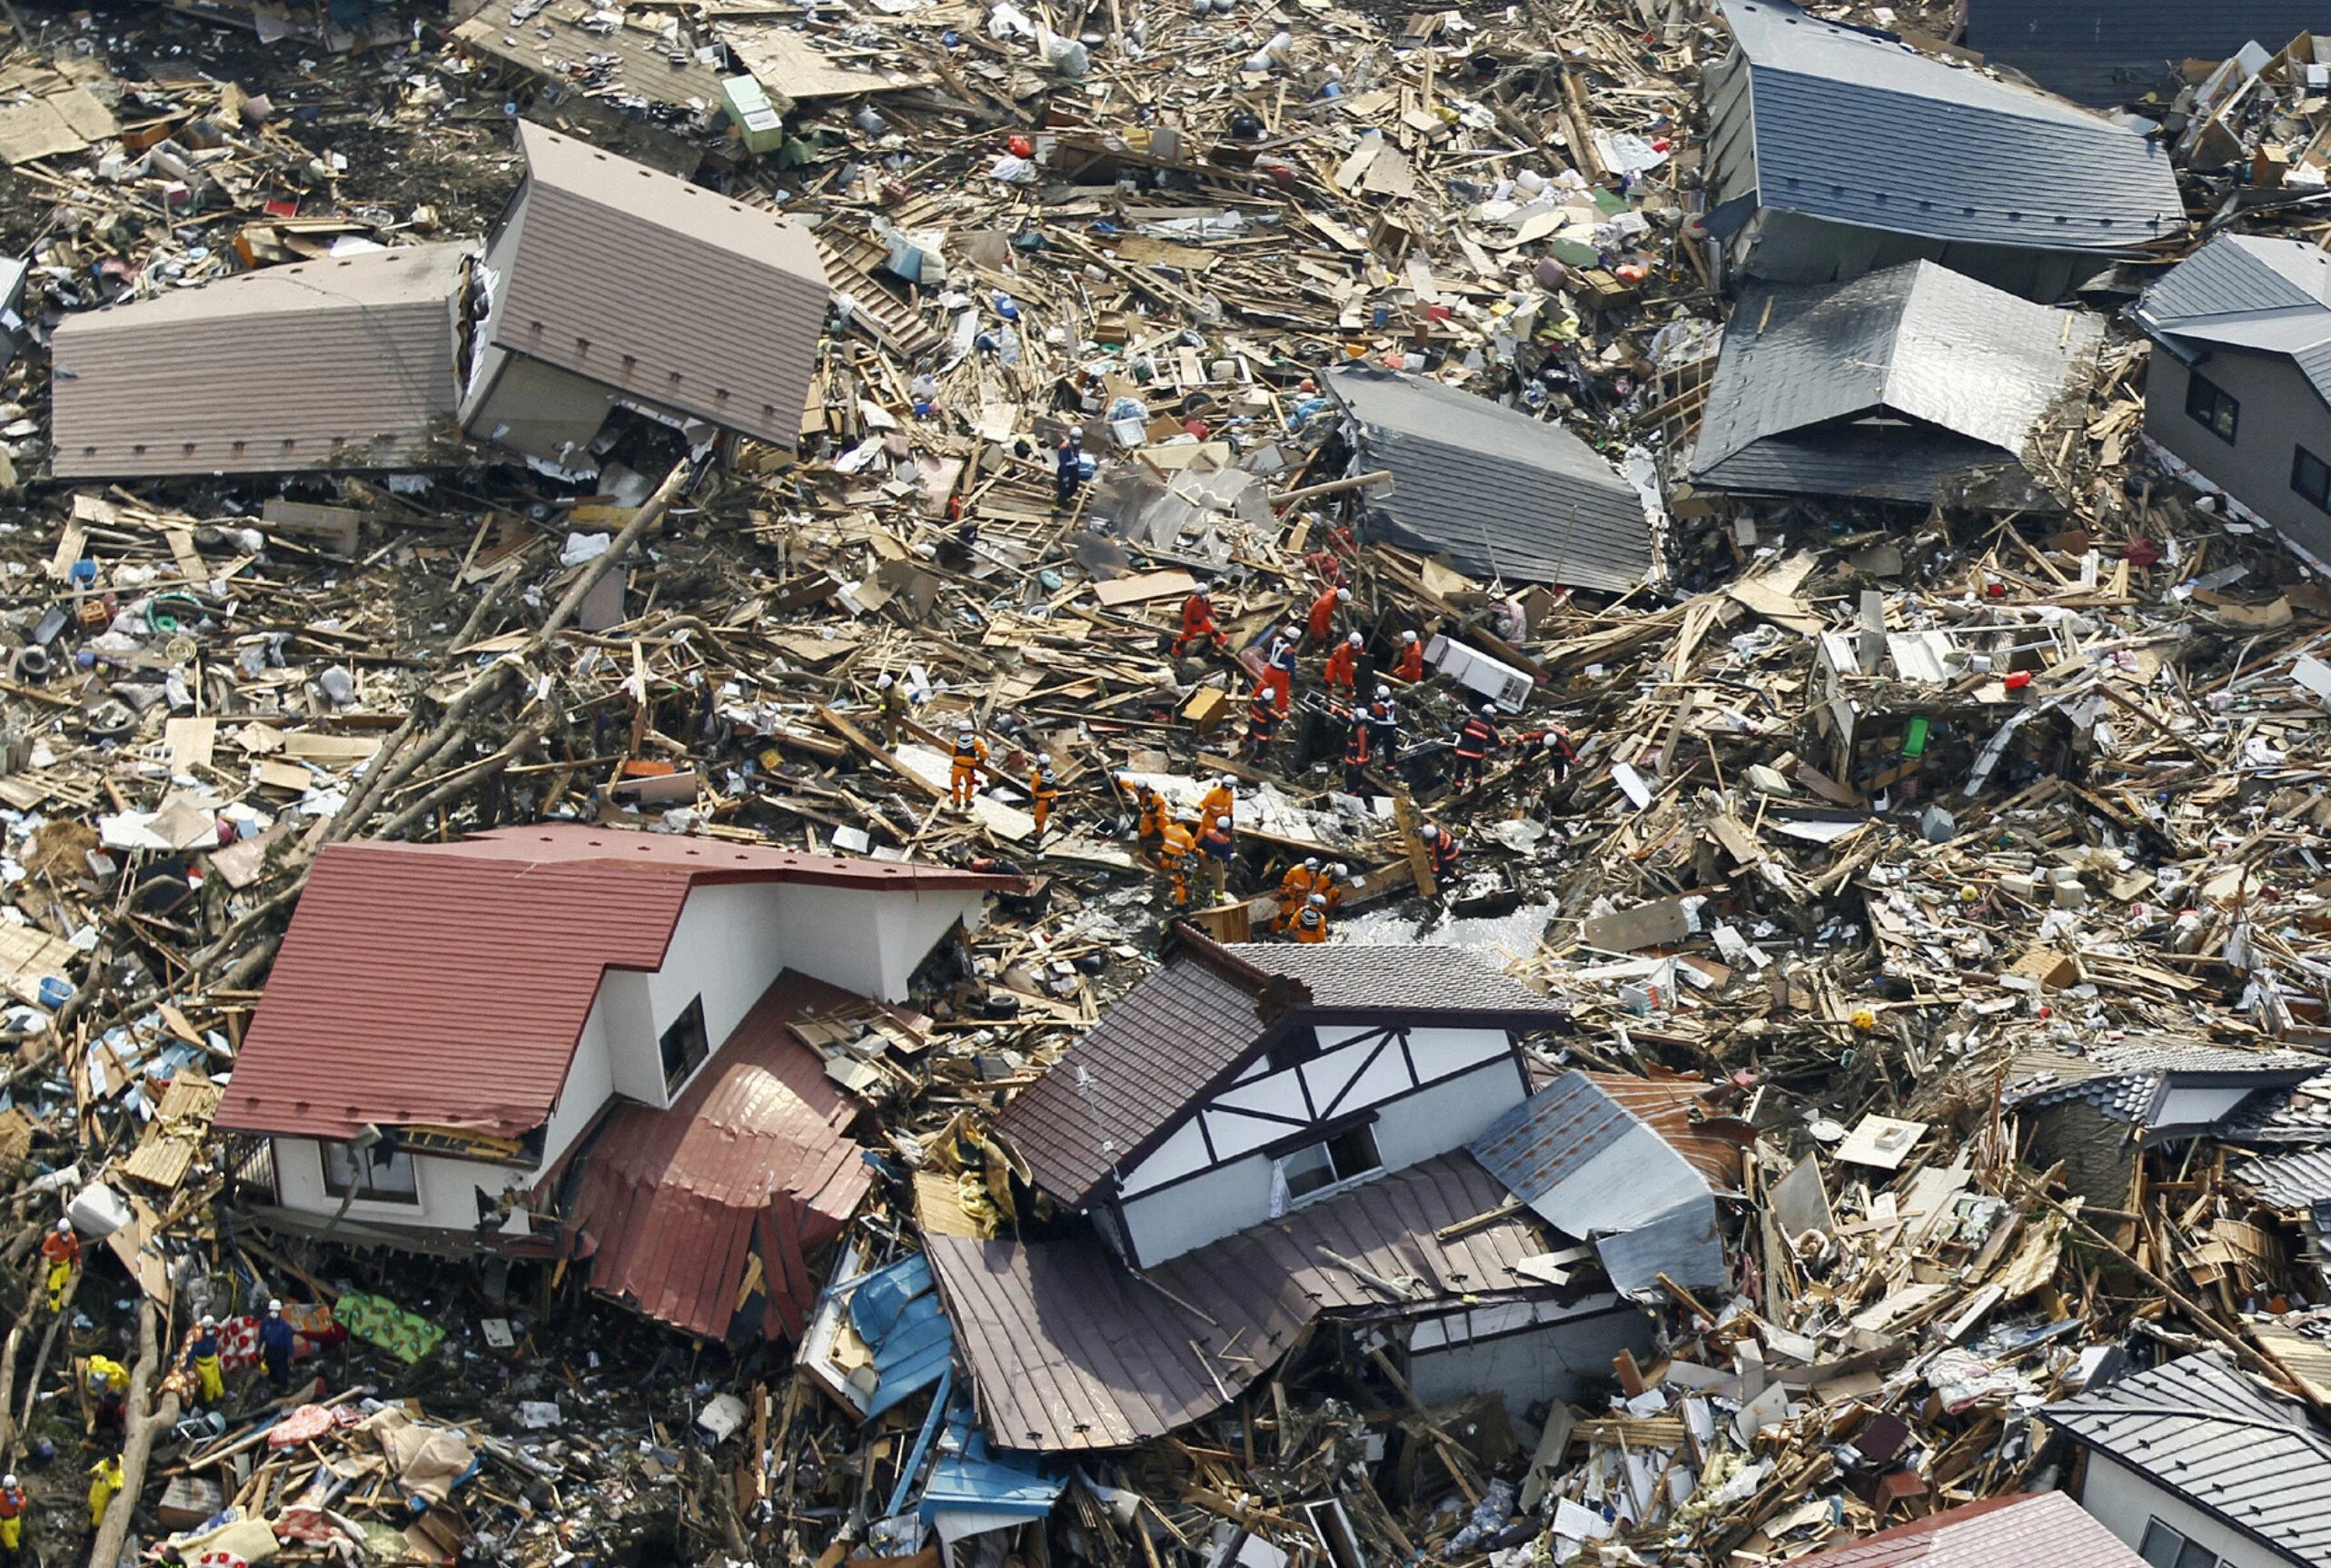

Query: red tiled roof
[
  {"left": 1789, "top": 1492, "right": 2145, "bottom": 1568},
  {"left": 221, "top": 824, "right": 1013, "bottom": 1140},
  {"left": 562, "top": 970, "right": 875, "bottom": 1341}
]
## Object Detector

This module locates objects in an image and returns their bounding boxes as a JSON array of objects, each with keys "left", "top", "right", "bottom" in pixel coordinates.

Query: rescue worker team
[
  {"left": 6, "top": 1218, "right": 306, "bottom": 1553},
  {"left": 917, "top": 568, "right": 1578, "bottom": 938}
]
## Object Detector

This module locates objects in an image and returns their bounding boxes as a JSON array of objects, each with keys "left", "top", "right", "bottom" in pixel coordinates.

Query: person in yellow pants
[
  {"left": 185, "top": 1314, "right": 223, "bottom": 1405},
  {"left": 39, "top": 1219, "right": 78, "bottom": 1313},
  {"left": 87, "top": 1454, "right": 122, "bottom": 1530},
  {"left": 0, "top": 1472, "right": 25, "bottom": 1554}
]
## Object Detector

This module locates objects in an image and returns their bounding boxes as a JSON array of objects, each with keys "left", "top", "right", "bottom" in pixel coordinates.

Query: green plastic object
[{"left": 1902, "top": 717, "right": 1929, "bottom": 759}]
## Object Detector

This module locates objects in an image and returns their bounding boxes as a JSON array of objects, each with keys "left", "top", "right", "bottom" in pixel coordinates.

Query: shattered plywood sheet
[
  {"left": 718, "top": 24, "right": 932, "bottom": 99},
  {"left": 0, "top": 84, "right": 114, "bottom": 165}
]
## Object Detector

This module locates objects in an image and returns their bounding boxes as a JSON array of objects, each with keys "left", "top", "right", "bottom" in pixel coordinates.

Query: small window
[
  {"left": 660, "top": 997, "right": 710, "bottom": 1094},
  {"left": 2138, "top": 1522, "right": 2218, "bottom": 1568},
  {"left": 1265, "top": 1027, "right": 1322, "bottom": 1076},
  {"left": 1278, "top": 1124, "right": 1384, "bottom": 1202},
  {"left": 322, "top": 1140, "right": 419, "bottom": 1205},
  {"left": 2295, "top": 445, "right": 2331, "bottom": 511},
  {"left": 2186, "top": 372, "right": 2239, "bottom": 443}
]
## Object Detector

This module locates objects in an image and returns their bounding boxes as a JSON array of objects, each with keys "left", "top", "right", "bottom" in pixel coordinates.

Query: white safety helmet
[
  {"left": 1215, "top": 816, "right": 1232, "bottom": 829},
  {"left": 201, "top": 1314, "right": 216, "bottom": 1328},
  {"left": 1218, "top": 774, "right": 1235, "bottom": 788},
  {"left": 1482, "top": 703, "right": 1497, "bottom": 716},
  {"left": 1308, "top": 893, "right": 1326, "bottom": 908},
  {"left": 1195, "top": 584, "right": 1211, "bottom": 598},
  {"left": 1331, "top": 863, "right": 1348, "bottom": 878},
  {"left": 54, "top": 1218, "right": 70, "bottom": 1234},
  {"left": 267, "top": 1298, "right": 283, "bottom": 1314},
  {"left": 1303, "top": 857, "right": 1320, "bottom": 870},
  {"left": 1334, "top": 588, "right": 1351, "bottom": 603},
  {"left": 878, "top": 673, "right": 894, "bottom": 690},
  {"left": 1401, "top": 630, "right": 1418, "bottom": 644},
  {"left": 1374, "top": 685, "right": 1390, "bottom": 700},
  {"left": 1346, "top": 631, "right": 1362, "bottom": 646},
  {"left": 4, "top": 1474, "right": 17, "bottom": 1489},
  {"left": 1421, "top": 823, "right": 1440, "bottom": 839}
]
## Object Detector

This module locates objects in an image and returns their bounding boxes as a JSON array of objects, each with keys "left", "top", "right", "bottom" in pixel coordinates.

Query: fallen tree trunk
[{"left": 86, "top": 1300, "right": 180, "bottom": 1568}]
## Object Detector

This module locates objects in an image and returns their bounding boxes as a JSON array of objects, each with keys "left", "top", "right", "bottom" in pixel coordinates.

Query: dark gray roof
[
  {"left": 1472, "top": 1070, "right": 1733, "bottom": 1296},
  {"left": 2239, "top": 1146, "right": 2331, "bottom": 1209},
  {"left": 996, "top": 938, "right": 1565, "bottom": 1207},
  {"left": 927, "top": 1152, "right": 1553, "bottom": 1450},
  {"left": 1692, "top": 261, "right": 2100, "bottom": 502},
  {"left": 2138, "top": 236, "right": 2331, "bottom": 407},
  {"left": 2005, "top": 1039, "right": 2323, "bottom": 1120},
  {"left": 1965, "top": 0, "right": 2326, "bottom": 107},
  {"left": 1325, "top": 366, "right": 1653, "bottom": 592},
  {"left": 1719, "top": 0, "right": 2184, "bottom": 255},
  {"left": 2227, "top": 1068, "right": 2331, "bottom": 1145},
  {"left": 2039, "top": 1353, "right": 2331, "bottom": 1567}
]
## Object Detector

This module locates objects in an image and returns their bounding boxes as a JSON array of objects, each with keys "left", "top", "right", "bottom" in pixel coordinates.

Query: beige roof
[
  {"left": 52, "top": 243, "right": 470, "bottom": 479},
  {"left": 491, "top": 121, "right": 828, "bottom": 451}
]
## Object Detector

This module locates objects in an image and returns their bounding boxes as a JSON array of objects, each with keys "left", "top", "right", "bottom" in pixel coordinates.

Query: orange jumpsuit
[
  {"left": 950, "top": 737, "right": 987, "bottom": 809},
  {"left": 1293, "top": 903, "right": 1330, "bottom": 942},
  {"left": 1029, "top": 768, "right": 1057, "bottom": 838},
  {"left": 1277, "top": 864, "right": 1322, "bottom": 929},
  {"left": 1394, "top": 640, "right": 1425, "bottom": 683},
  {"left": 1305, "top": 586, "right": 1342, "bottom": 645},
  {"left": 1174, "top": 593, "right": 1226, "bottom": 657},
  {"left": 1322, "top": 641, "right": 1358, "bottom": 695}
]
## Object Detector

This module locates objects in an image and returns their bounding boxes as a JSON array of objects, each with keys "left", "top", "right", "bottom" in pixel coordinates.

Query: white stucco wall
[
  {"left": 272, "top": 1136, "right": 530, "bottom": 1236},
  {"left": 2077, "top": 1453, "right": 2287, "bottom": 1568},
  {"left": 539, "top": 993, "right": 614, "bottom": 1169}
]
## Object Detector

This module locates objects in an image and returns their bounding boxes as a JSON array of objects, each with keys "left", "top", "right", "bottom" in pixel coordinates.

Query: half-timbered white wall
[{"left": 1110, "top": 1023, "right": 1527, "bottom": 1265}]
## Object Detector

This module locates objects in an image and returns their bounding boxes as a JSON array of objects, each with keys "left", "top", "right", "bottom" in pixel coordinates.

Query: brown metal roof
[
  {"left": 562, "top": 970, "right": 873, "bottom": 1342},
  {"left": 996, "top": 935, "right": 1572, "bottom": 1209},
  {"left": 1788, "top": 1493, "right": 2145, "bottom": 1568},
  {"left": 927, "top": 1152, "right": 1552, "bottom": 1451},
  {"left": 52, "top": 243, "right": 470, "bottom": 478},
  {"left": 220, "top": 823, "right": 1015, "bottom": 1141},
  {"left": 491, "top": 122, "right": 828, "bottom": 450}
]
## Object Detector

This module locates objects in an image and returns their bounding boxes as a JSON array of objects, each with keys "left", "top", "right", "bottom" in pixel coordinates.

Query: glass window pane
[
  {"left": 2174, "top": 1540, "right": 2217, "bottom": 1568},
  {"left": 1282, "top": 1143, "right": 1336, "bottom": 1198},
  {"left": 1326, "top": 1125, "right": 1383, "bottom": 1182},
  {"left": 2138, "top": 1522, "right": 2185, "bottom": 1568}
]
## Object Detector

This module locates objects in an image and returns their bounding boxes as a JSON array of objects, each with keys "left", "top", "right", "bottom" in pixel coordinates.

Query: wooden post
[{"left": 1392, "top": 785, "right": 1435, "bottom": 898}]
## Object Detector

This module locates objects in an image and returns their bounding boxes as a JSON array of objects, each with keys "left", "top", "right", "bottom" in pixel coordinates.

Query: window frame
[
  {"left": 2295, "top": 444, "right": 2331, "bottom": 511},
  {"left": 1275, "top": 1122, "right": 1385, "bottom": 1205},
  {"left": 2185, "top": 371, "right": 2239, "bottom": 444},
  {"left": 320, "top": 1139, "right": 421, "bottom": 1206},
  {"left": 660, "top": 996, "right": 711, "bottom": 1095},
  {"left": 2138, "top": 1519, "right": 2219, "bottom": 1568}
]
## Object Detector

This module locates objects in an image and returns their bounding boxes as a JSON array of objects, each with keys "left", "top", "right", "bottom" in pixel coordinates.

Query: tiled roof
[
  {"left": 52, "top": 243, "right": 470, "bottom": 478},
  {"left": 563, "top": 970, "right": 872, "bottom": 1341},
  {"left": 221, "top": 824, "right": 1013, "bottom": 1140},
  {"left": 2039, "top": 1353, "right": 2331, "bottom": 1565},
  {"left": 2237, "top": 1146, "right": 2331, "bottom": 1210},
  {"left": 1784, "top": 1492, "right": 2143, "bottom": 1568},
  {"left": 2003, "top": 1039, "right": 2321, "bottom": 1120},
  {"left": 927, "top": 1152, "right": 1551, "bottom": 1451},
  {"left": 995, "top": 937, "right": 1570, "bottom": 1207},
  {"left": 1326, "top": 365, "right": 1654, "bottom": 592},
  {"left": 1719, "top": 0, "right": 2183, "bottom": 255}
]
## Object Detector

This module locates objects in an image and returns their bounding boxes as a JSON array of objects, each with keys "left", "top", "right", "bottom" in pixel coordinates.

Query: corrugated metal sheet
[
  {"left": 1720, "top": 0, "right": 2184, "bottom": 256},
  {"left": 491, "top": 122, "right": 828, "bottom": 451},
  {"left": 565, "top": 970, "right": 871, "bottom": 1340},
  {"left": 1787, "top": 1492, "right": 2144, "bottom": 1568},
  {"left": 51, "top": 243, "right": 469, "bottom": 479},
  {"left": 2039, "top": 1352, "right": 2331, "bottom": 1564},
  {"left": 921, "top": 1398, "right": 1064, "bottom": 1543},
  {"left": 222, "top": 824, "right": 1015, "bottom": 1140},
  {"left": 1965, "top": 0, "right": 2327, "bottom": 106},
  {"left": 1472, "top": 1070, "right": 1737, "bottom": 1296},
  {"left": 996, "top": 940, "right": 1572, "bottom": 1208},
  {"left": 849, "top": 1254, "right": 954, "bottom": 1417},
  {"left": 1694, "top": 261, "right": 2101, "bottom": 501},
  {"left": 927, "top": 1153, "right": 1553, "bottom": 1451},
  {"left": 1325, "top": 365, "right": 1654, "bottom": 591}
]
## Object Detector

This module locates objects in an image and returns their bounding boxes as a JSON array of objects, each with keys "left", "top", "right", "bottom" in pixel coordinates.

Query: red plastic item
[
  {"left": 2002, "top": 670, "right": 2032, "bottom": 690},
  {"left": 1007, "top": 134, "right": 1033, "bottom": 157}
]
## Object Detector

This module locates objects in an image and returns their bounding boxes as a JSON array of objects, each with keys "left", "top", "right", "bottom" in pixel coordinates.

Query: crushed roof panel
[
  {"left": 1325, "top": 365, "right": 1654, "bottom": 591},
  {"left": 491, "top": 121, "right": 828, "bottom": 451},
  {"left": 2038, "top": 1352, "right": 2331, "bottom": 1563},
  {"left": 1785, "top": 1492, "right": 2145, "bottom": 1568},
  {"left": 1719, "top": 0, "right": 2184, "bottom": 254},
  {"left": 1693, "top": 261, "right": 2100, "bottom": 498},
  {"left": 51, "top": 243, "right": 470, "bottom": 478}
]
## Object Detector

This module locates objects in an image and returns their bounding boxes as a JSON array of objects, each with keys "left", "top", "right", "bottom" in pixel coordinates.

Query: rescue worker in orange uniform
[
  {"left": 1322, "top": 862, "right": 1354, "bottom": 917},
  {"left": 0, "top": 1472, "right": 24, "bottom": 1558},
  {"left": 1305, "top": 584, "right": 1351, "bottom": 647},
  {"left": 1029, "top": 762, "right": 1058, "bottom": 841},
  {"left": 1277, "top": 858, "right": 1324, "bottom": 930},
  {"left": 1201, "top": 775, "right": 1236, "bottom": 833},
  {"left": 1125, "top": 778, "right": 1167, "bottom": 859},
  {"left": 39, "top": 1219, "right": 77, "bottom": 1313},
  {"left": 950, "top": 729, "right": 988, "bottom": 810},
  {"left": 1245, "top": 684, "right": 1280, "bottom": 762},
  {"left": 1261, "top": 630, "right": 1299, "bottom": 714},
  {"left": 1174, "top": 585, "right": 1228, "bottom": 658},
  {"left": 1293, "top": 892, "right": 1331, "bottom": 942},
  {"left": 1393, "top": 630, "right": 1425, "bottom": 684},
  {"left": 1156, "top": 818, "right": 1197, "bottom": 908},
  {"left": 1452, "top": 704, "right": 1502, "bottom": 793},
  {"left": 1421, "top": 820, "right": 1461, "bottom": 886},
  {"left": 1322, "top": 630, "right": 1361, "bottom": 697}
]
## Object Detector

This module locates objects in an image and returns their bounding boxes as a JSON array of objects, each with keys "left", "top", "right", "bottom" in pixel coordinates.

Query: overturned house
[{"left": 1691, "top": 261, "right": 2102, "bottom": 510}]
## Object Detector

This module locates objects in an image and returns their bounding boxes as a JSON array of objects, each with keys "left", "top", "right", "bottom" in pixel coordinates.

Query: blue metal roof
[
  {"left": 848, "top": 1254, "right": 954, "bottom": 1420},
  {"left": 921, "top": 1399, "right": 1064, "bottom": 1524}
]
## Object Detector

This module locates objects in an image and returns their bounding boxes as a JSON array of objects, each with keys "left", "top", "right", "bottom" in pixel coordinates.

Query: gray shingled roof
[
  {"left": 1719, "top": 0, "right": 2183, "bottom": 255},
  {"left": 995, "top": 940, "right": 1567, "bottom": 1208},
  {"left": 2039, "top": 1353, "right": 2331, "bottom": 1567},
  {"left": 1964, "top": 0, "right": 2327, "bottom": 107},
  {"left": 2138, "top": 235, "right": 2331, "bottom": 408},
  {"left": 2238, "top": 1146, "right": 2331, "bottom": 1209},
  {"left": 1325, "top": 366, "right": 1654, "bottom": 592},
  {"left": 2005, "top": 1039, "right": 2322, "bottom": 1119},
  {"left": 1692, "top": 261, "right": 2100, "bottom": 502}
]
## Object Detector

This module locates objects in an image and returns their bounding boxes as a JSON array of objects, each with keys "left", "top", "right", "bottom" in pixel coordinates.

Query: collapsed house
[
  {"left": 1690, "top": 261, "right": 2102, "bottom": 509},
  {"left": 2039, "top": 1352, "right": 2331, "bottom": 1568},
  {"left": 213, "top": 824, "right": 1013, "bottom": 1337},
  {"left": 1700, "top": 0, "right": 2185, "bottom": 300},
  {"left": 1960, "top": 0, "right": 2326, "bottom": 107},
  {"left": 2132, "top": 233, "right": 2331, "bottom": 567},
  {"left": 46, "top": 119, "right": 829, "bottom": 483},
  {"left": 48, "top": 243, "right": 472, "bottom": 479},
  {"left": 1323, "top": 363, "right": 1656, "bottom": 591}
]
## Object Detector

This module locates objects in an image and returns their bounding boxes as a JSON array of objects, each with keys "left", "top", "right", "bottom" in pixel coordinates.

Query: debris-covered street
[{"left": 0, "top": 0, "right": 2326, "bottom": 1563}]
